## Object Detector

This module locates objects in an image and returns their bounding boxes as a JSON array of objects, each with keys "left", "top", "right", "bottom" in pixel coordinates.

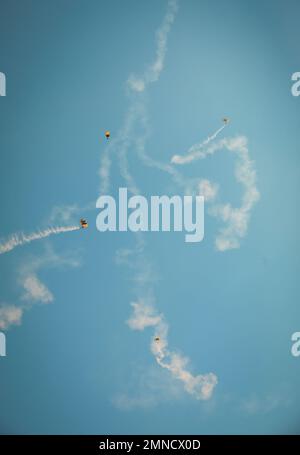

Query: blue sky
[{"left": 0, "top": 0, "right": 300, "bottom": 435}]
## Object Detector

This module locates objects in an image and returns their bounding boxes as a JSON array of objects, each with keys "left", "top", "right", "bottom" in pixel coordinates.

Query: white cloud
[
  {"left": 0, "top": 245, "right": 82, "bottom": 330},
  {"left": 21, "top": 273, "right": 53, "bottom": 304},
  {"left": 18, "top": 244, "right": 81, "bottom": 306},
  {"left": 0, "top": 304, "right": 23, "bottom": 330},
  {"left": 127, "top": 300, "right": 162, "bottom": 331}
]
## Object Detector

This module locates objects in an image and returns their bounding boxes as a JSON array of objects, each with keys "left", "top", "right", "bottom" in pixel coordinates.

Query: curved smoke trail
[{"left": 171, "top": 135, "right": 260, "bottom": 251}]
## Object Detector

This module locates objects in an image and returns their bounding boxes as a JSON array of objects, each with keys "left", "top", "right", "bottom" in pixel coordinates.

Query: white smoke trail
[
  {"left": 127, "top": 0, "right": 179, "bottom": 92},
  {"left": 132, "top": 105, "right": 225, "bottom": 196},
  {"left": 99, "top": 0, "right": 218, "bottom": 401},
  {"left": 0, "top": 225, "right": 80, "bottom": 255},
  {"left": 133, "top": 104, "right": 193, "bottom": 191},
  {"left": 117, "top": 105, "right": 142, "bottom": 196},
  {"left": 99, "top": 0, "right": 179, "bottom": 195},
  {"left": 172, "top": 135, "right": 260, "bottom": 251},
  {"left": 209, "top": 136, "right": 260, "bottom": 251},
  {"left": 127, "top": 299, "right": 217, "bottom": 400},
  {"left": 122, "top": 0, "right": 182, "bottom": 193},
  {"left": 155, "top": 348, "right": 218, "bottom": 401},
  {"left": 99, "top": 104, "right": 138, "bottom": 195},
  {"left": 134, "top": 115, "right": 259, "bottom": 252},
  {"left": 171, "top": 124, "right": 226, "bottom": 165}
]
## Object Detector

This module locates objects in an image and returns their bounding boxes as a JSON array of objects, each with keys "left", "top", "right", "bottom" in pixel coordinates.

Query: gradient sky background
[{"left": 0, "top": 0, "right": 300, "bottom": 435}]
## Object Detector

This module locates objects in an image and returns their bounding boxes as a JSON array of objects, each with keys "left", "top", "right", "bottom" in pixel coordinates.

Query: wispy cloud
[
  {"left": 241, "top": 392, "right": 291, "bottom": 415},
  {"left": 18, "top": 244, "right": 81, "bottom": 303},
  {"left": 113, "top": 364, "right": 183, "bottom": 410},
  {"left": 113, "top": 392, "right": 157, "bottom": 411},
  {"left": 0, "top": 244, "right": 81, "bottom": 331},
  {"left": 47, "top": 202, "right": 94, "bottom": 225}
]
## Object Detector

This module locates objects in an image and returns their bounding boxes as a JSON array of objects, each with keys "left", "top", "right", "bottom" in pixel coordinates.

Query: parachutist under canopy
[{"left": 80, "top": 219, "right": 88, "bottom": 229}]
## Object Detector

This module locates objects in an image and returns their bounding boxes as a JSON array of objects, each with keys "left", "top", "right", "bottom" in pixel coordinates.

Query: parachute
[
  {"left": 105, "top": 131, "right": 110, "bottom": 140},
  {"left": 80, "top": 219, "right": 88, "bottom": 229}
]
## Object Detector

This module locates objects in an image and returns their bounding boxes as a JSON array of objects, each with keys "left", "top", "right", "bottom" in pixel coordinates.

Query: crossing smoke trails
[
  {"left": 99, "top": 0, "right": 218, "bottom": 401},
  {"left": 0, "top": 225, "right": 80, "bottom": 255},
  {"left": 99, "top": 0, "right": 179, "bottom": 196}
]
